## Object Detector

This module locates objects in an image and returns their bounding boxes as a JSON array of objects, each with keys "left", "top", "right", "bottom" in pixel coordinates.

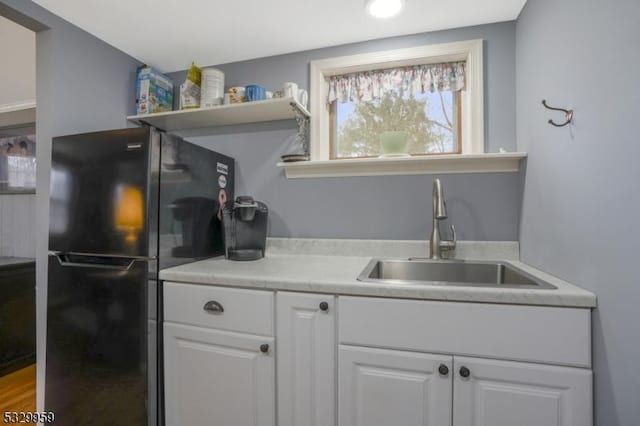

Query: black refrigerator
[{"left": 46, "top": 127, "right": 234, "bottom": 425}]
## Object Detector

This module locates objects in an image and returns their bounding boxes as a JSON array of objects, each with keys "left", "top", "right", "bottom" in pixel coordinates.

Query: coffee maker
[{"left": 222, "top": 196, "right": 268, "bottom": 261}]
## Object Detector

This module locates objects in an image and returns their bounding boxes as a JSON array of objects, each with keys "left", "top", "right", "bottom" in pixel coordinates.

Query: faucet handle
[{"left": 441, "top": 225, "right": 457, "bottom": 251}]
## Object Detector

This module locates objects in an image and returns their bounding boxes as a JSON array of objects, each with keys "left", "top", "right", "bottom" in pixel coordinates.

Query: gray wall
[
  {"left": 0, "top": 0, "right": 141, "bottom": 410},
  {"left": 0, "top": 14, "right": 35, "bottom": 107},
  {"left": 516, "top": 0, "right": 640, "bottom": 425},
  {"left": 170, "top": 22, "right": 522, "bottom": 241},
  {"left": 0, "top": 193, "right": 35, "bottom": 257}
]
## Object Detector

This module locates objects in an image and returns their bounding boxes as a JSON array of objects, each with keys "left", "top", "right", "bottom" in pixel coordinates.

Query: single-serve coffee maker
[{"left": 222, "top": 196, "right": 268, "bottom": 261}]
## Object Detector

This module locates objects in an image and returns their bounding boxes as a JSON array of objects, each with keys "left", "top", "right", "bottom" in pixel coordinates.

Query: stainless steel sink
[{"left": 357, "top": 259, "right": 556, "bottom": 289}]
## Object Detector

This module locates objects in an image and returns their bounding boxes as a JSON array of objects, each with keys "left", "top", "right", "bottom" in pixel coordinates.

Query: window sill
[{"left": 277, "top": 152, "right": 527, "bottom": 178}]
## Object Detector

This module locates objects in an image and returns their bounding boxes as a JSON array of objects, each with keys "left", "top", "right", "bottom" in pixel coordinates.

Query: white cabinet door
[
  {"left": 453, "top": 356, "right": 592, "bottom": 426},
  {"left": 164, "top": 322, "right": 275, "bottom": 426},
  {"left": 339, "top": 345, "right": 452, "bottom": 426},
  {"left": 277, "top": 292, "right": 335, "bottom": 426}
]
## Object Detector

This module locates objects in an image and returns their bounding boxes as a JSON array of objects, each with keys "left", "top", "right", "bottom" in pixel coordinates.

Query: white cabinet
[
  {"left": 338, "top": 348, "right": 592, "bottom": 426},
  {"left": 163, "top": 322, "right": 275, "bottom": 426},
  {"left": 453, "top": 356, "right": 592, "bottom": 426},
  {"left": 277, "top": 292, "right": 335, "bottom": 426},
  {"left": 163, "top": 284, "right": 276, "bottom": 426},
  {"left": 162, "top": 285, "right": 592, "bottom": 426},
  {"left": 338, "top": 296, "right": 592, "bottom": 426},
  {"left": 339, "top": 345, "right": 453, "bottom": 426}
]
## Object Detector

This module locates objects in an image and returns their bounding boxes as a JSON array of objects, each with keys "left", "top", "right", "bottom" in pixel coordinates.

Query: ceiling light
[{"left": 366, "top": 0, "right": 405, "bottom": 19}]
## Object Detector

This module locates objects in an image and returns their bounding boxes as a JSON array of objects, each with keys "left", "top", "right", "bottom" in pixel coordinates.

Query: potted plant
[
  {"left": 379, "top": 130, "right": 410, "bottom": 156},
  {"left": 377, "top": 94, "right": 410, "bottom": 156}
]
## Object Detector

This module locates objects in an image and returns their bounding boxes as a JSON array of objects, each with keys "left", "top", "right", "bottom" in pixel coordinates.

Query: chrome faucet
[{"left": 429, "top": 178, "right": 456, "bottom": 259}]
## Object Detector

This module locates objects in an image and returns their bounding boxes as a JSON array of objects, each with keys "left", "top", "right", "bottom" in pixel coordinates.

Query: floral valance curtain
[{"left": 327, "top": 61, "right": 466, "bottom": 104}]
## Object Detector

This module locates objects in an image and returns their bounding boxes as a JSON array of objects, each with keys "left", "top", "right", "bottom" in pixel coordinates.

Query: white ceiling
[{"left": 33, "top": 0, "right": 526, "bottom": 72}]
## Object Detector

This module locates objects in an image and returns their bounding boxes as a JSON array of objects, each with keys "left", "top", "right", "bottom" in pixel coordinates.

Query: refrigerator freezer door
[
  {"left": 158, "top": 133, "right": 235, "bottom": 269},
  {"left": 45, "top": 254, "right": 156, "bottom": 425},
  {"left": 49, "top": 127, "right": 158, "bottom": 257}
]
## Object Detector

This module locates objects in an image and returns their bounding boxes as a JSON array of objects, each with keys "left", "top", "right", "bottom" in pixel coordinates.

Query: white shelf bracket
[{"left": 291, "top": 102, "right": 310, "bottom": 156}]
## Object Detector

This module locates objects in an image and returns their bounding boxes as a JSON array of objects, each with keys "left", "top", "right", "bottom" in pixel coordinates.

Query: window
[
  {"left": 330, "top": 80, "right": 462, "bottom": 159},
  {"left": 281, "top": 39, "right": 524, "bottom": 177},
  {"left": 309, "top": 39, "right": 484, "bottom": 162},
  {"left": 0, "top": 134, "right": 36, "bottom": 192}
]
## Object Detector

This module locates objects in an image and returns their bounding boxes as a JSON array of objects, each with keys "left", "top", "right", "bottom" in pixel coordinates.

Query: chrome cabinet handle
[{"left": 203, "top": 300, "right": 224, "bottom": 314}]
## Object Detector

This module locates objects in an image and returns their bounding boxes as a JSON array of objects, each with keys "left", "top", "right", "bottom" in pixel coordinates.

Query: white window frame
[{"left": 309, "top": 39, "right": 484, "bottom": 161}]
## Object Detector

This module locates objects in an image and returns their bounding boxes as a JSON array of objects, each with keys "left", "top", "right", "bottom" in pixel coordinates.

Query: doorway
[{"left": 0, "top": 13, "right": 37, "bottom": 412}]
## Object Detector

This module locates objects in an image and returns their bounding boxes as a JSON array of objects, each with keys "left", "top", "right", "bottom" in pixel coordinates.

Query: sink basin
[{"left": 357, "top": 259, "right": 556, "bottom": 289}]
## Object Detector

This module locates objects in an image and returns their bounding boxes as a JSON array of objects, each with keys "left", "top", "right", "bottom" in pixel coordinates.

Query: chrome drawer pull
[{"left": 203, "top": 300, "right": 224, "bottom": 314}]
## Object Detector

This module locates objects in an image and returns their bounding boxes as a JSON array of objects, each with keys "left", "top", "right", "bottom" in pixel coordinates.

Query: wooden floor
[{"left": 0, "top": 364, "right": 36, "bottom": 413}]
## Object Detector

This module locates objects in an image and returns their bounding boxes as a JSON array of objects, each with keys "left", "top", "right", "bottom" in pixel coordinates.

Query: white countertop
[
  {"left": 159, "top": 239, "right": 596, "bottom": 308},
  {"left": 0, "top": 256, "right": 35, "bottom": 268}
]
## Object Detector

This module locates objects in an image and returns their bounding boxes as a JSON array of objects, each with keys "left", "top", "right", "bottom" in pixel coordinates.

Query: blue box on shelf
[{"left": 135, "top": 65, "right": 174, "bottom": 115}]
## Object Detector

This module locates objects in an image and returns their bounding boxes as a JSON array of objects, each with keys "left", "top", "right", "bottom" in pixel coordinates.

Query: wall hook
[{"left": 542, "top": 100, "right": 573, "bottom": 127}]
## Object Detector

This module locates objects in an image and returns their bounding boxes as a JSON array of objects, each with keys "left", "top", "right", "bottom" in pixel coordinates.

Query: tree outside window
[{"left": 333, "top": 90, "right": 460, "bottom": 159}]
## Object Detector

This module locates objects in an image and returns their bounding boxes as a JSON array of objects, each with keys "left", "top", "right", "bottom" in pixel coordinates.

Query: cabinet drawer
[
  {"left": 164, "top": 282, "right": 274, "bottom": 336},
  {"left": 338, "top": 296, "right": 591, "bottom": 368}
]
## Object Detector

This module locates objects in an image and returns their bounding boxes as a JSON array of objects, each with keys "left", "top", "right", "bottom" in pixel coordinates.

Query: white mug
[
  {"left": 282, "top": 82, "right": 298, "bottom": 99},
  {"left": 297, "top": 89, "right": 308, "bottom": 108}
]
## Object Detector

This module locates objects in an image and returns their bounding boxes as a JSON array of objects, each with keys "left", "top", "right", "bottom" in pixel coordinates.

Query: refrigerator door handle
[{"left": 48, "top": 251, "right": 155, "bottom": 271}]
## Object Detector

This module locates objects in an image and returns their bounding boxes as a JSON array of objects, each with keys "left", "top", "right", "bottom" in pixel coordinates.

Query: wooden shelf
[
  {"left": 278, "top": 152, "right": 527, "bottom": 178},
  {"left": 127, "top": 97, "right": 310, "bottom": 132}
]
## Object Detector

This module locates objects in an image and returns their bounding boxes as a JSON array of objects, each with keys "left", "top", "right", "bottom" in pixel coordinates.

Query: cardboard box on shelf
[{"left": 135, "top": 65, "right": 174, "bottom": 115}]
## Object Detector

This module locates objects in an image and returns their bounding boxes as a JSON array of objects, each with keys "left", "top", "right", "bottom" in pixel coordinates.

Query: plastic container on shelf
[{"left": 201, "top": 68, "right": 225, "bottom": 108}]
